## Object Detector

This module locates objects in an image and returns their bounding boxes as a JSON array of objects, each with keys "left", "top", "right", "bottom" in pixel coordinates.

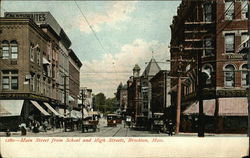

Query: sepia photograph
[{"left": 0, "top": 0, "right": 249, "bottom": 157}]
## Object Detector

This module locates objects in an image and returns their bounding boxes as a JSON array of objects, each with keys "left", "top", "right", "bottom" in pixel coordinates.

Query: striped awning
[
  {"left": 30, "top": 101, "right": 50, "bottom": 116},
  {"left": 43, "top": 102, "right": 62, "bottom": 117}
]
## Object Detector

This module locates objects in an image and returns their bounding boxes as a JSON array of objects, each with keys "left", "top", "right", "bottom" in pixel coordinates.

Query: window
[
  {"left": 202, "top": 64, "right": 213, "bottom": 85},
  {"left": 10, "top": 40, "right": 18, "bottom": 59},
  {"left": 241, "top": 32, "right": 249, "bottom": 44},
  {"left": 241, "top": 0, "right": 248, "bottom": 19},
  {"left": 225, "top": 0, "right": 234, "bottom": 20},
  {"left": 225, "top": 34, "right": 235, "bottom": 53},
  {"left": 1, "top": 70, "right": 18, "bottom": 90},
  {"left": 203, "top": 2, "right": 212, "bottom": 22},
  {"left": 37, "top": 48, "right": 40, "bottom": 65},
  {"left": 30, "top": 44, "right": 34, "bottom": 62},
  {"left": 203, "top": 37, "right": 214, "bottom": 56},
  {"left": 2, "top": 40, "right": 9, "bottom": 59},
  {"left": 241, "top": 64, "right": 248, "bottom": 87},
  {"left": 224, "top": 64, "right": 235, "bottom": 87}
]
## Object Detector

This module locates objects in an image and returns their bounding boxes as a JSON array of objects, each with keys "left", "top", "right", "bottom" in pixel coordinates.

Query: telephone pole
[
  {"left": 80, "top": 88, "right": 86, "bottom": 132},
  {"left": 63, "top": 75, "right": 69, "bottom": 132},
  {"left": 167, "top": 56, "right": 195, "bottom": 134}
]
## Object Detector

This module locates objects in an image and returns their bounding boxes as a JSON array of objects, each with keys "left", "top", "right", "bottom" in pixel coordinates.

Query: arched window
[
  {"left": 224, "top": 64, "right": 235, "bottom": 87},
  {"left": 241, "top": 64, "right": 248, "bottom": 87},
  {"left": 1, "top": 40, "right": 9, "bottom": 59},
  {"left": 202, "top": 64, "right": 213, "bottom": 85},
  {"left": 10, "top": 40, "right": 18, "bottom": 59}
]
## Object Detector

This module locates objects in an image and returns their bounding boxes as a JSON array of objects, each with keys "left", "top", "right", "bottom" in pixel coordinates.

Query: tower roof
[
  {"left": 133, "top": 64, "right": 141, "bottom": 71},
  {"left": 142, "top": 58, "right": 161, "bottom": 78}
]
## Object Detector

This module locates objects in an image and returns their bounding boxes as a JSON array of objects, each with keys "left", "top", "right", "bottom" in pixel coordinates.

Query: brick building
[
  {"left": 68, "top": 49, "right": 82, "bottom": 108},
  {"left": 116, "top": 83, "right": 128, "bottom": 113},
  {"left": 0, "top": 12, "right": 82, "bottom": 130},
  {"left": 127, "top": 64, "right": 141, "bottom": 120},
  {"left": 150, "top": 70, "right": 171, "bottom": 114},
  {"left": 140, "top": 57, "right": 161, "bottom": 118},
  {"left": 170, "top": 0, "right": 248, "bottom": 133}
]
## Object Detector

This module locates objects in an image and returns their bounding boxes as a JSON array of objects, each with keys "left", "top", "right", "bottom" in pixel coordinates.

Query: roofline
[{"left": 0, "top": 17, "right": 50, "bottom": 41}]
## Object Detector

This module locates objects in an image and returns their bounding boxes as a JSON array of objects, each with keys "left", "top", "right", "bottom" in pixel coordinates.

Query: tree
[{"left": 93, "top": 93, "right": 106, "bottom": 112}]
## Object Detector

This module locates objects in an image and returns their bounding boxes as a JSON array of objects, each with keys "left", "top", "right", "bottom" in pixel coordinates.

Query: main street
[{"left": 1, "top": 117, "right": 246, "bottom": 137}]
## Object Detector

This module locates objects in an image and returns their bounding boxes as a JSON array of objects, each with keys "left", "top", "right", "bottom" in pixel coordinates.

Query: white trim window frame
[
  {"left": 2, "top": 41, "right": 10, "bottom": 59},
  {"left": 224, "top": 64, "right": 235, "bottom": 87},
  {"left": 241, "top": 64, "right": 248, "bottom": 87},
  {"left": 10, "top": 40, "right": 18, "bottom": 59},
  {"left": 225, "top": 33, "right": 235, "bottom": 54},
  {"left": 1, "top": 70, "right": 18, "bottom": 90}
]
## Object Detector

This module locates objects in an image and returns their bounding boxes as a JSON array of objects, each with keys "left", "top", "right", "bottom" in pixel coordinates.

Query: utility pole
[
  {"left": 80, "top": 88, "right": 86, "bottom": 133},
  {"left": 167, "top": 56, "right": 195, "bottom": 134},
  {"left": 63, "top": 75, "right": 67, "bottom": 132}
]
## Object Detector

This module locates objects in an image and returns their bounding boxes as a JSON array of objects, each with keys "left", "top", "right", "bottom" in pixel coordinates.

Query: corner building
[
  {"left": 170, "top": 0, "right": 248, "bottom": 133},
  {"left": 0, "top": 12, "right": 82, "bottom": 131}
]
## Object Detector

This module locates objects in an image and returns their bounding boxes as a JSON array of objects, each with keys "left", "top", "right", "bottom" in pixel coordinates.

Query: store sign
[
  {"left": 227, "top": 55, "right": 243, "bottom": 60},
  {"left": 0, "top": 93, "right": 49, "bottom": 101},
  {"left": 5, "top": 13, "right": 47, "bottom": 23}
]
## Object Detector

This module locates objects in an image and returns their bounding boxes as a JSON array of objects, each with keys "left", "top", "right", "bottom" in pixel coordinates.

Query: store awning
[
  {"left": 30, "top": 101, "right": 50, "bottom": 116},
  {"left": 0, "top": 100, "right": 24, "bottom": 117},
  {"left": 70, "top": 110, "right": 82, "bottom": 119},
  {"left": 43, "top": 58, "right": 50, "bottom": 65},
  {"left": 68, "top": 96, "right": 75, "bottom": 102},
  {"left": 58, "top": 108, "right": 69, "bottom": 118},
  {"left": 43, "top": 102, "right": 61, "bottom": 117},
  {"left": 183, "top": 99, "right": 215, "bottom": 116},
  {"left": 218, "top": 98, "right": 248, "bottom": 116}
]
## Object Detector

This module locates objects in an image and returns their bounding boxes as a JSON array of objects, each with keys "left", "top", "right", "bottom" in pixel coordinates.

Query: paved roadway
[{"left": 0, "top": 117, "right": 247, "bottom": 137}]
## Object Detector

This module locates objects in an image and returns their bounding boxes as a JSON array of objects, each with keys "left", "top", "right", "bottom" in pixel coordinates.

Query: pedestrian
[
  {"left": 5, "top": 128, "right": 11, "bottom": 137},
  {"left": 168, "top": 120, "right": 174, "bottom": 136},
  {"left": 19, "top": 123, "right": 27, "bottom": 136},
  {"left": 43, "top": 119, "right": 48, "bottom": 132},
  {"left": 32, "top": 120, "right": 40, "bottom": 133}
]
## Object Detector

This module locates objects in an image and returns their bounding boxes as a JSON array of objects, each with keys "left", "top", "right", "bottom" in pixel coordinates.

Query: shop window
[
  {"left": 224, "top": 64, "right": 235, "bottom": 87},
  {"left": 10, "top": 40, "right": 18, "bottom": 59},
  {"left": 203, "top": 2, "right": 212, "bottom": 22},
  {"left": 203, "top": 37, "right": 214, "bottom": 56},
  {"left": 225, "top": 0, "right": 234, "bottom": 20},
  {"left": 1, "top": 40, "right": 9, "bottom": 59},
  {"left": 241, "top": 64, "right": 248, "bottom": 87},
  {"left": 241, "top": 0, "right": 248, "bottom": 19},
  {"left": 1, "top": 70, "right": 18, "bottom": 90},
  {"left": 225, "top": 34, "right": 235, "bottom": 53}
]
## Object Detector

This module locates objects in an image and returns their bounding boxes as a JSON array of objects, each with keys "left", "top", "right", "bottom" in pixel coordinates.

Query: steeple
[
  {"left": 142, "top": 57, "right": 161, "bottom": 78},
  {"left": 133, "top": 64, "right": 141, "bottom": 78}
]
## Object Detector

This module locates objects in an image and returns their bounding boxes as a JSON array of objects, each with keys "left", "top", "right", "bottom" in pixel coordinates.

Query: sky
[{"left": 1, "top": 1, "right": 181, "bottom": 98}]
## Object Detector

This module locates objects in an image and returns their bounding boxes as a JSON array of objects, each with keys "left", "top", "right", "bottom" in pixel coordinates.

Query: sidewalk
[
  {"left": 0, "top": 128, "right": 64, "bottom": 137},
  {"left": 175, "top": 132, "right": 247, "bottom": 137}
]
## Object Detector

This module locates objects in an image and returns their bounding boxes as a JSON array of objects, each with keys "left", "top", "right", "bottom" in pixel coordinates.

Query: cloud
[
  {"left": 76, "top": 1, "right": 137, "bottom": 33},
  {"left": 80, "top": 39, "right": 170, "bottom": 98}
]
